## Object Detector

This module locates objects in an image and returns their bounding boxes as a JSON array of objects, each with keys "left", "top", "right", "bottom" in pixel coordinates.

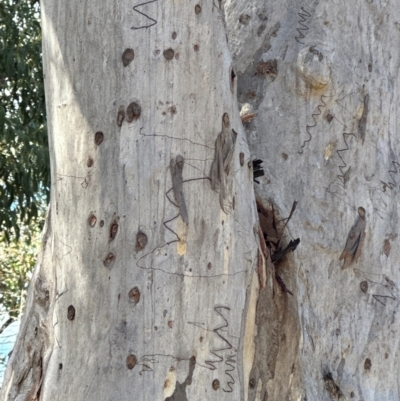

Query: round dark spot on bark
[
  {"left": 350, "top": 391, "right": 354, "bottom": 398},
  {"left": 94, "top": 131, "right": 104, "bottom": 145},
  {"left": 175, "top": 52, "right": 179, "bottom": 60},
  {"left": 117, "top": 106, "right": 125, "bottom": 127},
  {"left": 195, "top": 4, "right": 201, "bottom": 14},
  {"left": 88, "top": 213, "right": 97, "bottom": 228},
  {"left": 360, "top": 281, "right": 368, "bottom": 293},
  {"left": 126, "top": 354, "right": 137, "bottom": 370},
  {"left": 172, "top": 31, "right": 177, "bottom": 39},
  {"left": 194, "top": 44, "right": 199, "bottom": 52},
  {"left": 126, "top": 102, "right": 141, "bottom": 122},
  {"left": 200, "top": 336, "right": 203, "bottom": 342},
  {"left": 249, "top": 378, "right": 256, "bottom": 388},
  {"left": 163, "top": 48, "right": 175, "bottom": 60},
  {"left": 103, "top": 252, "right": 116, "bottom": 268},
  {"left": 168, "top": 105, "right": 177, "bottom": 115},
  {"left": 163, "top": 309, "right": 167, "bottom": 317},
  {"left": 364, "top": 358, "right": 371, "bottom": 371},
  {"left": 168, "top": 320, "right": 173, "bottom": 328},
  {"left": 239, "top": 14, "right": 251, "bottom": 25},
  {"left": 67, "top": 305, "right": 75, "bottom": 321},
  {"left": 282, "top": 153, "right": 288, "bottom": 160},
  {"left": 122, "top": 48, "right": 134, "bottom": 67},
  {"left": 212, "top": 379, "right": 220, "bottom": 390},
  {"left": 207, "top": 262, "right": 212, "bottom": 269},
  {"left": 87, "top": 156, "right": 94, "bottom": 167},
  {"left": 109, "top": 223, "right": 119, "bottom": 241},
  {"left": 154, "top": 326, "right": 158, "bottom": 330},
  {"left": 223, "top": 112, "right": 230, "bottom": 127},
  {"left": 368, "top": 63, "right": 372, "bottom": 72},
  {"left": 239, "top": 152, "right": 245, "bottom": 166},
  {"left": 326, "top": 113, "right": 334, "bottom": 123},
  {"left": 136, "top": 231, "right": 148, "bottom": 251},
  {"left": 128, "top": 287, "right": 141, "bottom": 304},
  {"left": 59, "top": 363, "right": 63, "bottom": 370},
  {"left": 100, "top": 220, "right": 104, "bottom": 227}
]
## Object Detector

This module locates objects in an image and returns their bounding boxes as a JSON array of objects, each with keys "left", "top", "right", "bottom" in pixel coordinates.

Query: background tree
[
  {"left": 2, "top": 1, "right": 400, "bottom": 400},
  {"left": 0, "top": 0, "right": 49, "bottom": 239}
]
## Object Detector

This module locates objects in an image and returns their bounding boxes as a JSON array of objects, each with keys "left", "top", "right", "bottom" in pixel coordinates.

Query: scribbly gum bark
[{"left": 3, "top": 0, "right": 400, "bottom": 400}]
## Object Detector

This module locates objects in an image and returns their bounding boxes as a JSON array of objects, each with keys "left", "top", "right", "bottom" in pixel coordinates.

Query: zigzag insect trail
[
  {"left": 336, "top": 132, "right": 356, "bottom": 188},
  {"left": 294, "top": 7, "right": 312, "bottom": 44},
  {"left": 205, "top": 306, "right": 237, "bottom": 392},
  {"left": 381, "top": 160, "right": 400, "bottom": 191},
  {"left": 298, "top": 95, "right": 327, "bottom": 154},
  {"left": 131, "top": 0, "right": 157, "bottom": 30}
]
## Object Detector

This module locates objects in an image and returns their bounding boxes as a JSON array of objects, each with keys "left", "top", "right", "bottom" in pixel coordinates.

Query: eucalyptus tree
[{"left": 2, "top": 1, "right": 400, "bottom": 400}]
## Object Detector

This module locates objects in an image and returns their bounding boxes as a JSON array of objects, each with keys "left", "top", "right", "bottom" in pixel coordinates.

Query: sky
[{"left": 0, "top": 314, "right": 20, "bottom": 386}]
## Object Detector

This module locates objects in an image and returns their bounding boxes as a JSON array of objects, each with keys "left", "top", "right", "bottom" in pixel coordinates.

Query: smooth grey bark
[{"left": 3, "top": 0, "right": 400, "bottom": 400}]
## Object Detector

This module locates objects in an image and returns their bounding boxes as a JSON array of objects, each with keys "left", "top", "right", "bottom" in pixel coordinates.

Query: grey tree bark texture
[{"left": 2, "top": 0, "right": 400, "bottom": 400}]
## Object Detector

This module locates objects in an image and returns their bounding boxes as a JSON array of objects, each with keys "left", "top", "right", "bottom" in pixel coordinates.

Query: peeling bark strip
[
  {"left": 170, "top": 155, "right": 189, "bottom": 224},
  {"left": 339, "top": 207, "right": 366, "bottom": 269},
  {"left": 165, "top": 356, "right": 196, "bottom": 401},
  {"left": 210, "top": 114, "right": 237, "bottom": 213}
]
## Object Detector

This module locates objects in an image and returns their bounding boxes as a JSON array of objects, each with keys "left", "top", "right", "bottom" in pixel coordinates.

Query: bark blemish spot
[
  {"left": 364, "top": 358, "right": 371, "bottom": 371},
  {"left": 199, "top": 336, "right": 203, "bottom": 342},
  {"left": 117, "top": 106, "right": 125, "bottom": 126},
  {"left": 100, "top": 220, "right": 104, "bottom": 227},
  {"left": 249, "top": 378, "right": 256, "bottom": 388},
  {"left": 94, "top": 131, "right": 104, "bottom": 145},
  {"left": 88, "top": 213, "right": 97, "bottom": 228},
  {"left": 87, "top": 156, "right": 94, "bottom": 167},
  {"left": 163, "top": 48, "right": 175, "bottom": 60},
  {"left": 239, "top": 152, "right": 245, "bottom": 166},
  {"left": 103, "top": 252, "right": 116, "bottom": 267},
  {"left": 122, "top": 48, "right": 134, "bottom": 66},
  {"left": 126, "top": 354, "right": 137, "bottom": 370},
  {"left": 59, "top": 363, "right": 63, "bottom": 370},
  {"left": 195, "top": 4, "right": 201, "bottom": 14},
  {"left": 194, "top": 44, "right": 199, "bottom": 52},
  {"left": 212, "top": 379, "right": 220, "bottom": 390},
  {"left": 109, "top": 223, "right": 119, "bottom": 241},
  {"left": 326, "top": 112, "right": 334, "bottom": 123},
  {"left": 136, "top": 231, "right": 148, "bottom": 251},
  {"left": 128, "top": 287, "right": 141, "bottom": 304},
  {"left": 172, "top": 32, "right": 177, "bottom": 39},
  {"left": 126, "top": 102, "right": 141, "bottom": 122},
  {"left": 67, "top": 305, "right": 75, "bottom": 321},
  {"left": 168, "top": 320, "right": 173, "bottom": 328},
  {"left": 383, "top": 239, "right": 391, "bottom": 257},
  {"left": 282, "top": 153, "right": 288, "bottom": 160},
  {"left": 360, "top": 281, "right": 368, "bottom": 293},
  {"left": 207, "top": 262, "right": 212, "bottom": 269}
]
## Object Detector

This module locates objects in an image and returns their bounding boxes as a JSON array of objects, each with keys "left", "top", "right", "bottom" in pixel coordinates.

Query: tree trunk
[{"left": 2, "top": 0, "right": 400, "bottom": 400}]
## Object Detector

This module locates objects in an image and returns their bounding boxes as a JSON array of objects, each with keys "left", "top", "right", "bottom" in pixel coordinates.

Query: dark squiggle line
[
  {"left": 381, "top": 161, "right": 400, "bottom": 192},
  {"left": 336, "top": 132, "right": 356, "bottom": 188},
  {"left": 294, "top": 7, "right": 312, "bottom": 44},
  {"left": 299, "top": 95, "right": 328, "bottom": 154},
  {"left": 204, "top": 306, "right": 237, "bottom": 392},
  {"left": 136, "top": 178, "right": 245, "bottom": 278},
  {"left": 354, "top": 269, "right": 397, "bottom": 306},
  {"left": 139, "top": 127, "right": 213, "bottom": 149},
  {"left": 131, "top": 0, "right": 158, "bottom": 30}
]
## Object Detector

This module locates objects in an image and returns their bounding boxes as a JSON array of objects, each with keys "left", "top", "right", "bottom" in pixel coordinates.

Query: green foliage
[
  {"left": 0, "top": 219, "right": 41, "bottom": 320},
  {"left": 0, "top": 0, "right": 49, "bottom": 240}
]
